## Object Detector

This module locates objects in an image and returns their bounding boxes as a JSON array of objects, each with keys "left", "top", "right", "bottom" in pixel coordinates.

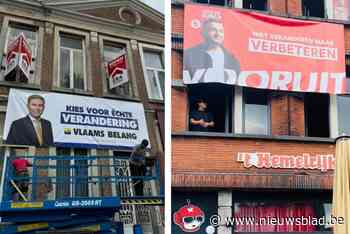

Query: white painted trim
[
  {"left": 0, "top": 147, "right": 10, "bottom": 202},
  {"left": 138, "top": 42, "right": 165, "bottom": 101},
  {"left": 234, "top": 86, "right": 243, "bottom": 134},
  {"left": 325, "top": 0, "right": 333, "bottom": 19},
  {"left": 108, "top": 149, "right": 117, "bottom": 197},
  {"left": 54, "top": 26, "right": 91, "bottom": 91},
  {"left": 47, "top": 147, "right": 56, "bottom": 200},
  {"left": 329, "top": 94, "right": 338, "bottom": 138},
  {"left": 89, "top": 148, "right": 97, "bottom": 197},
  {"left": 234, "top": 0, "right": 243, "bottom": 8}
]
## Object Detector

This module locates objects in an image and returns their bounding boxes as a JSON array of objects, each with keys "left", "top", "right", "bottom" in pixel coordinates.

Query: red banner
[{"left": 183, "top": 4, "right": 347, "bottom": 94}]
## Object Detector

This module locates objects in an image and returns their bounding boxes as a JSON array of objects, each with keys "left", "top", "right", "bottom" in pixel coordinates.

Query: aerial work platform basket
[{"left": 0, "top": 155, "right": 164, "bottom": 234}]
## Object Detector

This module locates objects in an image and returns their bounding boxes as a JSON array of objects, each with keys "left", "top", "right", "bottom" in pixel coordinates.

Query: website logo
[{"left": 173, "top": 200, "right": 205, "bottom": 232}]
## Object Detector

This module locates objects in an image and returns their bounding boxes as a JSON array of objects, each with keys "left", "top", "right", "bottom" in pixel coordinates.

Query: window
[
  {"left": 140, "top": 45, "right": 165, "bottom": 100},
  {"left": 194, "top": 0, "right": 232, "bottom": 6},
  {"left": 1, "top": 23, "right": 37, "bottom": 83},
  {"left": 302, "top": 0, "right": 325, "bottom": 18},
  {"left": 337, "top": 95, "right": 350, "bottom": 135},
  {"left": 103, "top": 42, "right": 131, "bottom": 96},
  {"left": 188, "top": 83, "right": 233, "bottom": 133},
  {"left": 337, "top": 55, "right": 350, "bottom": 136},
  {"left": 59, "top": 34, "right": 86, "bottom": 90},
  {"left": 305, "top": 93, "right": 330, "bottom": 137},
  {"left": 243, "top": 0, "right": 268, "bottom": 11},
  {"left": 243, "top": 88, "right": 269, "bottom": 135},
  {"left": 56, "top": 148, "right": 89, "bottom": 198},
  {"left": 346, "top": 54, "right": 350, "bottom": 78}
]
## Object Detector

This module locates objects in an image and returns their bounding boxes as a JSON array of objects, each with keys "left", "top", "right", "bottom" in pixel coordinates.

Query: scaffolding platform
[{"left": 0, "top": 155, "right": 164, "bottom": 234}]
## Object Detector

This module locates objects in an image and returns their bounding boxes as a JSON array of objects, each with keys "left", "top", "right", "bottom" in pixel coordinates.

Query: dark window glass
[
  {"left": 188, "top": 83, "right": 233, "bottom": 133},
  {"left": 243, "top": 88, "right": 269, "bottom": 135},
  {"left": 210, "top": 0, "right": 226, "bottom": 6},
  {"left": 346, "top": 54, "right": 350, "bottom": 78},
  {"left": 305, "top": 93, "right": 329, "bottom": 137},
  {"left": 302, "top": 0, "right": 325, "bottom": 18},
  {"left": 194, "top": 0, "right": 227, "bottom": 6},
  {"left": 56, "top": 148, "right": 71, "bottom": 199},
  {"left": 74, "top": 149, "right": 88, "bottom": 197},
  {"left": 243, "top": 0, "right": 267, "bottom": 10}
]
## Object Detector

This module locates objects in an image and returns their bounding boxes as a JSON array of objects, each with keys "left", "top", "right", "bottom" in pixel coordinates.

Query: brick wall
[
  {"left": 271, "top": 95, "right": 289, "bottom": 135},
  {"left": 172, "top": 50, "right": 183, "bottom": 80},
  {"left": 269, "top": 0, "right": 287, "bottom": 14},
  {"left": 41, "top": 23, "right": 54, "bottom": 91},
  {"left": 172, "top": 89, "right": 188, "bottom": 132},
  {"left": 172, "top": 7, "right": 184, "bottom": 34},
  {"left": 345, "top": 26, "right": 350, "bottom": 52},
  {"left": 172, "top": 137, "right": 335, "bottom": 188},
  {"left": 89, "top": 35, "right": 103, "bottom": 97},
  {"left": 289, "top": 95, "right": 305, "bottom": 136},
  {"left": 287, "top": 0, "right": 302, "bottom": 16}
]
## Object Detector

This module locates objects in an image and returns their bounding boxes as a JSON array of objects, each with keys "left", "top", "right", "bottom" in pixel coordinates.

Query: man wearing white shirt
[
  {"left": 6, "top": 95, "right": 54, "bottom": 147},
  {"left": 184, "top": 18, "right": 240, "bottom": 83}
]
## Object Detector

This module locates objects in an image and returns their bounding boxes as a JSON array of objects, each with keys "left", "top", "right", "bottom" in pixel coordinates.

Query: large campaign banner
[
  {"left": 183, "top": 4, "right": 347, "bottom": 94},
  {"left": 3, "top": 89, "right": 149, "bottom": 148}
]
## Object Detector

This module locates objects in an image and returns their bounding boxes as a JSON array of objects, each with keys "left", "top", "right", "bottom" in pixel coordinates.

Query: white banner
[{"left": 4, "top": 89, "right": 149, "bottom": 148}]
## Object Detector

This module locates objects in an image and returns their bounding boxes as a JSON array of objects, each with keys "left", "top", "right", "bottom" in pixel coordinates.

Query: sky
[{"left": 139, "top": 0, "right": 164, "bottom": 14}]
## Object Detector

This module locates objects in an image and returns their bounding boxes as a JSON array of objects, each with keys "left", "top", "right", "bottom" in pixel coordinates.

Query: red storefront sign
[
  {"left": 237, "top": 152, "right": 335, "bottom": 172},
  {"left": 183, "top": 4, "right": 346, "bottom": 94}
]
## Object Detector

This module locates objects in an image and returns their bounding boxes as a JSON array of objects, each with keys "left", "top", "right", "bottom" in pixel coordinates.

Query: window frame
[
  {"left": 54, "top": 147, "right": 91, "bottom": 198},
  {"left": 99, "top": 35, "right": 138, "bottom": 99},
  {"left": 58, "top": 34, "right": 87, "bottom": 90},
  {"left": 53, "top": 27, "right": 91, "bottom": 92},
  {"left": 187, "top": 84, "right": 234, "bottom": 133},
  {"left": 193, "top": 0, "right": 232, "bottom": 6},
  {"left": 139, "top": 43, "right": 165, "bottom": 101},
  {"left": 330, "top": 53, "right": 350, "bottom": 138},
  {"left": 242, "top": 88, "right": 271, "bottom": 136},
  {"left": 242, "top": 0, "right": 269, "bottom": 11},
  {"left": 302, "top": 0, "right": 326, "bottom": 18},
  {"left": 0, "top": 16, "right": 44, "bottom": 86},
  {"left": 304, "top": 93, "right": 330, "bottom": 138}
]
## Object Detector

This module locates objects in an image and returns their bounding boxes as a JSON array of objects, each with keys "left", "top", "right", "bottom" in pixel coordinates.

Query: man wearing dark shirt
[
  {"left": 189, "top": 99, "right": 215, "bottom": 132},
  {"left": 129, "top": 139, "right": 149, "bottom": 196}
]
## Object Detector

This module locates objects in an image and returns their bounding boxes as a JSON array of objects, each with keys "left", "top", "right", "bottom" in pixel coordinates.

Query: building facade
[
  {"left": 0, "top": 0, "right": 164, "bottom": 233},
  {"left": 172, "top": 0, "right": 350, "bottom": 233}
]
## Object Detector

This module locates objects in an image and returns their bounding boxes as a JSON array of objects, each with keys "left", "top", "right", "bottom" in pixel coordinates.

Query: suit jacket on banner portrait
[{"left": 6, "top": 115, "right": 54, "bottom": 147}]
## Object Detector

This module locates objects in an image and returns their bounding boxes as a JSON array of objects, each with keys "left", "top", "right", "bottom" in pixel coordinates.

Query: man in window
[
  {"left": 6, "top": 95, "right": 54, "bottom": 147},
  {"left": 184, "top": 18, "right": 240, "bottom": 84},
  {"left": 189, "top": 99, "right": 215, "bottom": 132}
]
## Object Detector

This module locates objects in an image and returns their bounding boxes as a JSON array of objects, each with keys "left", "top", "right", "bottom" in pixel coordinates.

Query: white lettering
[{"left": 270, "top": 71, "right": 292, "bottom": 90}]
